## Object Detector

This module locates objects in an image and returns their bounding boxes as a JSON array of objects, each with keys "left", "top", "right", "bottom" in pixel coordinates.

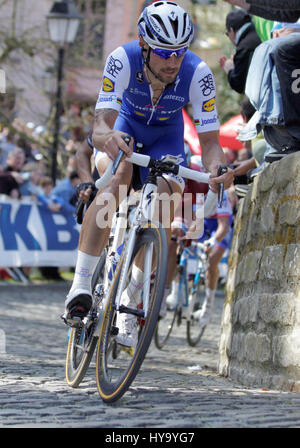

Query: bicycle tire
[
  {"left": 186, "top": 280, "right": 206, "bottom": 347},
  {"left": 65, "top": 251, "right": 106, "bottom": 387},
  {"left": 96, "top": 222, "right": 168, "bottom": 403},
  {"left": 154, "top": 304, "right": 178, "bottom": 350}
]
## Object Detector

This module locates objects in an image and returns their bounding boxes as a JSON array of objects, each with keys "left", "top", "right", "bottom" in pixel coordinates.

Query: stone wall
[{"left": 218, "top": 154, "right": 300, "bottom": 392}]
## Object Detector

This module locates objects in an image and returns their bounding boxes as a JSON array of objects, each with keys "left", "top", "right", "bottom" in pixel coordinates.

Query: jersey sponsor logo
[
  {"left": 163, "top": 94, "right": 184, "bottom": 102},
  {"left": 149, "top": 16, "right": 161, "bottom": 34},
  {"left": 200, "top": 115, "right": 218, "bottom": 126},
  {"left": 129, "top": 87, "right": 148, "bottom": 97},
  {"left": 199, "top": 74, "right": 215, "bottom": 97},
  {"left": 136, "top": 71, "right": 144, "bottom": 83},
  {"left": 102, "top": 77, "right": 115, "bottom": 92},
  {"left": 97, "top": 95, "right": 117, "bottom": 103},
  {"left": 202, "top": 97, "right": 215, "bottom": 112},
  {"left": 106, "top": 55, "right": 123, "bottom": 78}
]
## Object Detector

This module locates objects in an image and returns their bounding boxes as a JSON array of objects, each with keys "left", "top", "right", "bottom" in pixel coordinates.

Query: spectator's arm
[
  {"left": 248, "top": 4, "right": 300, "bottom": 22},
  {"left": 248, "top": 0, "right": 300, "bottom": 9},
  {"left": 227, "top": 46, "right": 255, "bottom": 94},
  {"left": 53, "top": 196, "right": 76, "bottom": 213},
  {"left": 233, "top": 157, "right": 257, "bottom": 176}
]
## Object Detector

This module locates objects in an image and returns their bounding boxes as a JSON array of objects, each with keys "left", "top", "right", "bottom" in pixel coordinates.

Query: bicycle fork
[{"left": 114, "top": 181, "right": 158, "bottom": 320}]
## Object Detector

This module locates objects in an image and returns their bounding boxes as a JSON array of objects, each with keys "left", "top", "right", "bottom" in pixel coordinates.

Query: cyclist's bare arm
[
  {"left": 92, "top": 109, "right": 133, "bottom": 160},
  {"left": 75, "top": 139, "right": 95, "bottom": 203},
  {"left": 198, "top": 130, "right": 234, "bottom": 192},
  {"left": 76, "top": 139, "right": 94, "bottom": 183}
]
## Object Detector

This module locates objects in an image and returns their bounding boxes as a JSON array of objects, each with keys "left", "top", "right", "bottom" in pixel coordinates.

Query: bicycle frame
[
  {"left": 175, "top": 243, "right": 207, "bottom": 322},
  {"left": 113, "top": 180, "right": 158, "bottom": 318},
  {"left": 93, "top": 151, "right": 217, "bottom": 336}
]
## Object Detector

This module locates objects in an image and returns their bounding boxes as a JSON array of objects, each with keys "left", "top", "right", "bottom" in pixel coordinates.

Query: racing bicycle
[{"left": 65, "top": 145, "right": 218, "bottom": 403}]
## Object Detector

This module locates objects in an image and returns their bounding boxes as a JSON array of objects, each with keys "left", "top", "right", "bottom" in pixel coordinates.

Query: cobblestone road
[{"left": 0, "top": 283, "right": 299, "bottom": 429}]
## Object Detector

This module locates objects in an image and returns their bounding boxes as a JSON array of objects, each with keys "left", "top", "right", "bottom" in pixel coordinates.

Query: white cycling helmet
[{"left": 138, "top": 1, "right": 194, "bottom": 49}]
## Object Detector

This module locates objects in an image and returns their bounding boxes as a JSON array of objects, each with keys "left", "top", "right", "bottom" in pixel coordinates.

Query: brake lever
[
  {"left": 112, "top": 135, "right": 131, "bottom": 175},
  {"left": 217, "top": 164, "right": 228, "bottom": 207}
]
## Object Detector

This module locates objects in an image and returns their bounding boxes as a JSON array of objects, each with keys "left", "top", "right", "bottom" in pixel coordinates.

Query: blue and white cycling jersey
[{"left": 94, "top": 40, "right": 220, "bottom": 187}]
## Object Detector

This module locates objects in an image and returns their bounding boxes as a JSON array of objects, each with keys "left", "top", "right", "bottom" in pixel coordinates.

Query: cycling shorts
[
  {"left": 198, "top": 217, "right": 232, "bottom": 251},
  {"left": 94, "top": 113, "right": 187, "bottom": 192}
]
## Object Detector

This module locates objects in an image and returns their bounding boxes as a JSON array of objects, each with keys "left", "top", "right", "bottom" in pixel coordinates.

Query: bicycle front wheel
[
  {"left": 65, "top": 251, "right": 106, "bottom": 387},
  {"left": 96, "top": 223, "right": 168, "bottom": 403},
  {"left": 186, "top": 279, "right": 206, "bottom": 347}
]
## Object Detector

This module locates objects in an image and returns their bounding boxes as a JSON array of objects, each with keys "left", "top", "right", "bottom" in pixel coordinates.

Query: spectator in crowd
[
  {"left": 220, "top": 8, "right": 261, "bottom": 94},
  {"left": 0, "top": 128, "right": 16, "bottom": 167},
  {"left": 238, "top": 19, "right": 300, "bottom": 163},
  {"left": 51, "top": 170, "right": 80, "bottom": 209},
  {"left": 223, "top": 0, "right": 300, "bottom": 161},
  {"left": 0, "top": 147, "right": 26, "bottom": 198},
  {"left": 0, "top": 172, "right": 20, "bottom": 198},
  {"left": 3, "top": 146, "right": 25, "bottom": 174},
  {"left": 19, "top": 162, "right": 44, "bottom": 198},
  {"left": 37, "top": 176, "right": 76, "bottom": 214}
]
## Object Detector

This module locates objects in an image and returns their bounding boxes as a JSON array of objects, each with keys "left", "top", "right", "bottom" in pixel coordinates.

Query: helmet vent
[
  {"left": 182, "top": 13, "right": 188, "bottom": 38},
  {"left": 152, "top": 14, "right": 170, "bottom": 37}
]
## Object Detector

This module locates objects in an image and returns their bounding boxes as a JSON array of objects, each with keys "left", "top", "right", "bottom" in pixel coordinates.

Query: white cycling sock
[
  {"left": 205, "top": 288, "right": 215, "bottom": 301},
  {"left": 171, "top": 279, "right": 179, "bottom": 297},
  {"left": 69, "top": 251, "right": 99, "bottom": 296},
  {"left": 203, "top": 288, "right": 215, "bottom": 311}
]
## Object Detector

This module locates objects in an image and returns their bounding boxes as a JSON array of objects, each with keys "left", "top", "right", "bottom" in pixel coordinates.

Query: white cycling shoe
[
  {"left": 115, "top": 289, "right": 138, "bottom": 348},
  {"left": 192, "top": 300, "right": 213, "bottom": 326},
  {"left": 166, "top": 281, "right": 179, "bottom": 310}
]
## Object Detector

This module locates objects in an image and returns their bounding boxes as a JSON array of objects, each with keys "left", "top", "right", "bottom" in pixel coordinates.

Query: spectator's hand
[
  {"left": 10, "top": 172, "right": 24, "bottom": 184},
  {"left": 233, "top": 158, "right": 256, "bottom": 177},
  {"left": 219, "top": 56, "right": 227, "bottom": 69},
  {"left": 222, "top": 0, "right": 250, "bottom": 9},
  {"left": 220, "top": 56, "right": 234, "bottom": 74}
]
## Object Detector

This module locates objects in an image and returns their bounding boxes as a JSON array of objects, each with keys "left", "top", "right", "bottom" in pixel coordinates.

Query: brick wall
[{"left": 219, "top": 154, "right": 300, "bottom": 392}]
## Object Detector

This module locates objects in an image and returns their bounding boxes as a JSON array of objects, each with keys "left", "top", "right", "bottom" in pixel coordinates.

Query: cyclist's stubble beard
[
  {"left": 149, "top": 62, "right": 180, "bottom": 84},
  {"left": 145, "top": 49, "right": 181, "bottom": 85}
]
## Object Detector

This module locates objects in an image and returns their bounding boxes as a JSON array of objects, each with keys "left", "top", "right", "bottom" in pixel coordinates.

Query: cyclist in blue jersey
[
  {"left": 167, "top": 155, "right": 233, "bottom": 327},
  {"left": 63, "top": 1, "right": 233, "bottom": 347}
]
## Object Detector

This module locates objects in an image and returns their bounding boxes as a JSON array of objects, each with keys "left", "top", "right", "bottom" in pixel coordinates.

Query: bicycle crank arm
[{"left": 118, "top": 304, "right": 145, "bottom": 318}]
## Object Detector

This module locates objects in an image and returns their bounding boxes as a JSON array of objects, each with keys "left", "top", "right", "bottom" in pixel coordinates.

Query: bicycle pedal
[
  {"left": 120, "top": 345, "right": 134, "bottom": 356},
  {"left": 60, "top": 312, "right": 83, "bottom": 328}
]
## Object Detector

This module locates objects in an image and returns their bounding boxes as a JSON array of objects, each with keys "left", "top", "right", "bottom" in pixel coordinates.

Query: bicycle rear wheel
[
  {"left": 186, "top": 278, "right": 206, "bottom": 347},
  {"left": 65, "top": 251, "right": 106, "bottom": 387},
  {"left": 96, "top": 223, "right": 168, "bottom": 403}
]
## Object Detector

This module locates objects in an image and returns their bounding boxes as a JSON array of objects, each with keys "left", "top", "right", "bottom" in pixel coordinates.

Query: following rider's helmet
[{"left": 138, "top": 1, "right": 194, "bottom": 49}]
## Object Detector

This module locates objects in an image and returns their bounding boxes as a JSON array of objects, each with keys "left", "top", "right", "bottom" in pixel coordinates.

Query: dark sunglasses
[{"left": 151, "top": 47, "right": 188, "bottom": 59}]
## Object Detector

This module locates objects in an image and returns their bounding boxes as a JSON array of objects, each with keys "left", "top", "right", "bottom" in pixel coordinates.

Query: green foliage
[{"left": 191, "top": 0, "right": 244, "bottom": 122}]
